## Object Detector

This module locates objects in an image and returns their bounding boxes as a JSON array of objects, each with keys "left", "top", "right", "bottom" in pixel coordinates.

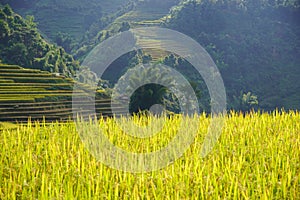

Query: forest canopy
[
  {"left": 0, "top": 5, "right": 80, "bottom": 76},
  {"left": 163, "top": 0, "right": 300, "bottom": 111}
]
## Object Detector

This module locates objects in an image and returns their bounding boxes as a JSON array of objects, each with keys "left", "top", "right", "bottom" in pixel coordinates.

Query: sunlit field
[{"left": 0, "top": 111, "right": 299, "bottom": 199}]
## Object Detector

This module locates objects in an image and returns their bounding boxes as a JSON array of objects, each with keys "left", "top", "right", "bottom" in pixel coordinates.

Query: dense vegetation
[
  {"left": 1, "top": 0, "right": 299, "bottom": 112},
  {"left": 73, "top": 0, "right": 179, "bottom": 61},
  {"left": 163, "top": 0, "right": 300, "bottom": 111},
  {"left": 1, "top": 0, "right": 130, "bottom": 42},
  {"left": 1, "top": 111, "right": 299, "bottom": 198},
  {"left": 0, "top": 5, "right": 80, "bottom": 76},
  {"left": 77, "top": 0, "right": 300, "bottom": 112},
  {"left": 0, "top": 1, "right": 299, "bottom": 199}
]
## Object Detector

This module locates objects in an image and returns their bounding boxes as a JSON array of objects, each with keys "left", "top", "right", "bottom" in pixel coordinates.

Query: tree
[
  {"left": 119, "top": 22, "right": 130, "bottom": 32},
  {"left": 0, "top": 20, "right": 10, "bottom": 40},
  {"left": 130, "top": 83, "right": 168, "bottom": 114},
  {"left": 55, "top": 32, "right": 74, "bottom": 53},
  {"left": 0, "top": 5, "right": 80, "bottom": 77},
  {"left": 114, "top": 64, "right": 176, "bottom": 115},
  {"left": 3, "top": 5, "right": 13, "bottom": 16},
  {"left": 232, "top": 92, "right": 259, "bottom": 112},
  {"left": 6, "top": 43, "right": 28, "bottom": 66}
]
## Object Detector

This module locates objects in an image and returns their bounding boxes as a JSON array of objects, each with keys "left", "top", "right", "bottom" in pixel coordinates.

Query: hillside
[
  {"left": 1, "top": 0, "right": 130, "bottom": 42},
  {"left": 83, "top": 0, "right": 300, "bottom": 111},
  {"left": 74, "top": 0, "right": 180, "bottom": 60},
  {"left": 0, "top": 5, "right": 79, "bottom": 76},
  {"left": 0, "top": 0, "right": 299, "bottom": 112},
  {"left": 0, "top": 5, "right": 126, "bottom": 122},
  {"left": 0, "top": 63, "right": 79, "bottom": 121},
  {"left": 163, "top": 0, "right": 300, "bottom": 111},
  {"left": 114, "top": 0, "right": 179, "bottom": 27},
  {"left": 0, "top": 63, "right": 118, "bottom": 122},
  {"left": 74, "top": 0, "right": 300, "bottom": 111}
]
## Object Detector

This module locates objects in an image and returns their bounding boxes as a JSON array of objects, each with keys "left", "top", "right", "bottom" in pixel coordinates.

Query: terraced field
[
  {"left": 0, "top": 64, "right": 121, "bottom": 122},
  {"left": 115, "top": 0, "right": 179, "bottom": 28},
  {"left": 108, "top": 0, "right": 179, "bottom": 61}
]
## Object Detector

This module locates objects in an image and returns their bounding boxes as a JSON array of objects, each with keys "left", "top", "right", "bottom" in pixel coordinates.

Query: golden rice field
[{"left": 0, "top": 111, "right": 299, "bottom": 199}]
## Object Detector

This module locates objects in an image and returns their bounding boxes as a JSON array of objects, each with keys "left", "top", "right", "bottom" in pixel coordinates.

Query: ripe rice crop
[{"left": 0, "top": 111, "right": 299, "bottom": 199}]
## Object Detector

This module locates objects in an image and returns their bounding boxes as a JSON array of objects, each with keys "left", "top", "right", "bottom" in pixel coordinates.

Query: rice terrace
[{"left": 0, "top": 0, "right": 300, "bottom": 199}]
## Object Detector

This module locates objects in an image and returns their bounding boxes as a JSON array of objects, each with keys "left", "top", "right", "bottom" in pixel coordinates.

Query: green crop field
[
  {"left": 0, "top": 111, "right": 299, "bottom": 199},
  {"left": 0, "top": 64, "right": 113, "bottom": 122}
]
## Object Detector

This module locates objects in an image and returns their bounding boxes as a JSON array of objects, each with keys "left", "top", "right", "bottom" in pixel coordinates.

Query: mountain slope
[
  {"left": 73, "top": 0, "right": 180, "bottom": 60},
  {"left": 0, "top": 5, "right": 79, "bottom": 76},
  {"left": 1, "top": 0, "right": 130, "bottom": 41},
  {"left": 163, "top": 0, "right": 300, "bottom": 110},
  {"left": 0, "top": 63, "right": 114, "bottom": 122},
  {"left": 1, "top": 1, "right": 300, "bottom": 111}
]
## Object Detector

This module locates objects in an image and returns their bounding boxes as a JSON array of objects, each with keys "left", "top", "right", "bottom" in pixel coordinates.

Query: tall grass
[{"left": 0, "top": 111, "right": 299, "bottom": 199}]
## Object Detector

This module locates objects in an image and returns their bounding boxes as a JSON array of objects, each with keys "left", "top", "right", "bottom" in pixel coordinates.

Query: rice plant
[{"left": 0, "top": 111, "right": 299, "bottom": 199}]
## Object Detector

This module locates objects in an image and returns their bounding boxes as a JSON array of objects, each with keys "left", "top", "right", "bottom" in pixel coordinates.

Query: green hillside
[
  {"left": 0, "top": 0, "right": 299, "bottom": 113},
  {"left": 163, "top": 0, "right": 300, "bottom": 111},
  {"left": 114, "top": 0, "right": 179, "bottom": 27},
  {"left": 1, "top": 0, "right": 130, "bottom": 41},
  {"left": 0, "top": 63, "right": 117, "bottom": 122},
  {"left": 0, "top": 5, "right": 80, "bottom": 76},
  {"left": 74, "top": 0, "right": 300, "bottom": 111},
  {"left": 74, "top": 0, "right": 180, "bottom": 60}
]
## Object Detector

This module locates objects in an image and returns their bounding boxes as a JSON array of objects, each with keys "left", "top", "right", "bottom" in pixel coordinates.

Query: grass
[{"left": 0, "top": 111, "right": 299, "bottom": 199}]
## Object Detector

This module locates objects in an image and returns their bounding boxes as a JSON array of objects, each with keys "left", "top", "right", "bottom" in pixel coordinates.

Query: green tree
[
  {"left": 119, "top": 22, "right": 130, "bottom": 32},
  {"left": 114, "top": 64, "right": 176, "bottom": 115},
  {"left": 232, "top": 92, "right": 259, "bottom": 112},
  {"left": 3, "top": 5, "right": 13, "bottom": 16},
  {"left": 55, "top": 32, "right": 74, "bottom": 53},
  {"left": 6, "top": 43, "right": 28, "bottom": 66},
  {"left": 0, "top": 20, "right": 10, "bottom": 40},
  {"left": 0, "top": 5, "right": 79, "bottom": 77}
]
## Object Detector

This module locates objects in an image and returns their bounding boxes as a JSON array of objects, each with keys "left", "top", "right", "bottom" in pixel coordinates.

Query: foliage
[
  {"left": 54, "top": 32, "right": 74, "bottom": 53},
  {"left": 113, "top": 63, "right": 177, "bottom": 114},
  {"left": 0, "top": 0, "right": 129, "bottom": 42},
  {"left": 1, "top": 0, "right": 300, "bottom": 111},
  {"left": 163, "top": 54, "right": 210, "bottom": 112},
  {"left": 231, "top": 91, "right": 259, "bottom": 112},
  {"left": 0, "top": 5, "right": 79, "bottom": 76},
  {"left": 164, "top": 0, "right": 300, "bottom": 111}
]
